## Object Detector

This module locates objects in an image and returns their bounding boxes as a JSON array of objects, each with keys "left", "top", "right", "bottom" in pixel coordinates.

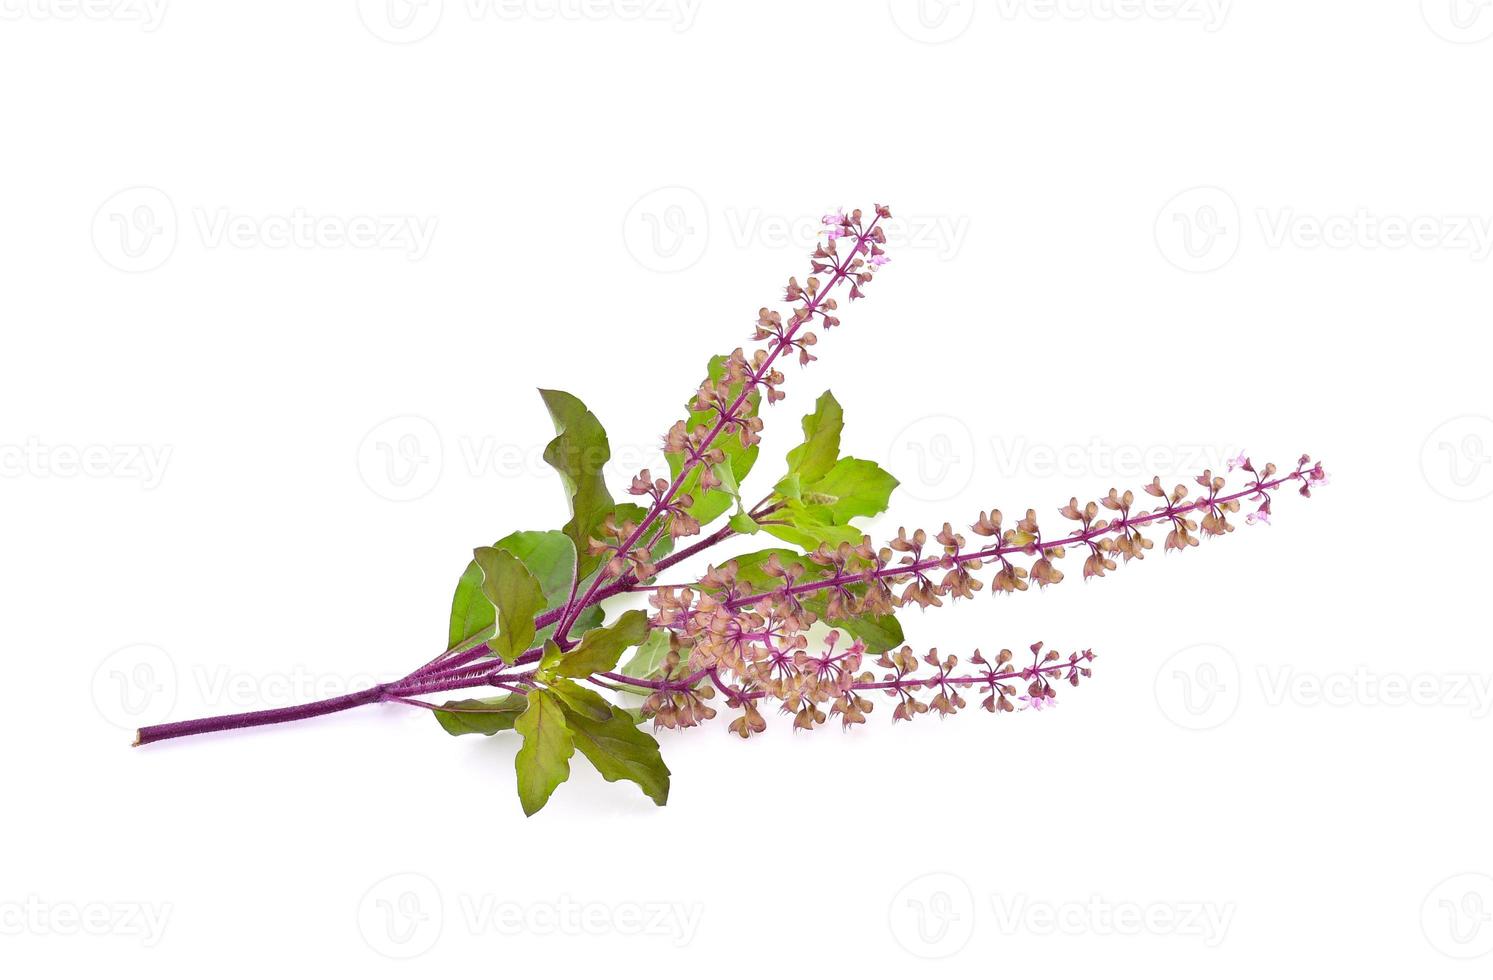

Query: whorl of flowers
[{"left": 134, "top": 204, "right": 1326, "bottom": 817}]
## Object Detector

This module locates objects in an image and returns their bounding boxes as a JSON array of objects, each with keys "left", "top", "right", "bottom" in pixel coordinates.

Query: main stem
[
  {"left": 135, "top": 469, "right": 1301, "bottom": 746},
  {"left": 133, "top": 685, "right": 394, "bottom": 746}
]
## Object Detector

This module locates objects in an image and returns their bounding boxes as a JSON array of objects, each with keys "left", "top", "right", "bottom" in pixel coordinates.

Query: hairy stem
[
  {"left": 722, "top": 469, "right": 1307, "bottom": 611},
  {"left": 410, "top": 500, "right": 776, "bottom": 683},
  {"left": 133, "top": 685, "right": 393, "bottom": 747}
]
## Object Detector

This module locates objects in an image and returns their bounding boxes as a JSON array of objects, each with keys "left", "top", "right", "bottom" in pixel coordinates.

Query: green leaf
[
  {"left": 784, "top": 391, "right": 844, "bottom": 485},
  {"left": 758, "top": 455, "right": 899, "bottom": 551},
  {"left": 827, "top": 609, "right": 903, "bottom": 653},
  {"left": 762, "top": 392, "right": 897, "bottom": 552},
  {"left": 714, "top": 461, "right": 744, "bottom": 510},
  {"left": 447, "top": 559, "right": 494, "bottom": 652},
  {"left": 729, "top": 511, "right": 761, "bottom": 535},
  {"left": 546, "top": 678, "right": 613, "bottom": 721},
  {"left": 448, "top": 530, "right": 586, "bottom": 652},
  {"left": 537, "top": 639, "right": 564, "bottom": 674},
  {"left": 513, "top": 689, "right": 574, "bottom": 817},
  {"left": 560, "top": 698, "right": 670, "bottom": 807},
  {"left": 473, "top": 546, "right": 546, "bottom": 663},
  {"left": 725, "top": 548, "right": 905, "bottom": 654},
  {"left": 666, "top": 355, "right": 761, "bottom": 525},
  {"left": 803, "top": 457, "right": 898, "bottom": 524},
  {"left": 773, "top": 472, "right": 802, "bottom": 501},
  {"left": 539, "top": 389, "right": 616, "bottom": 577},
  {"left": 617, "top": 629, "right": 675, "bottom": 682},
  {"left": 758, "top": 500, "right": 865, "bottom": 552},
  {"left": 549, "top": 609, "right": 650, "bottom": 678},
  {"left": 726, "top": 547, "right": 827, "bottom": 591},
  {"left": 433, "top": 694, "right": 528, "bottom": 736}
]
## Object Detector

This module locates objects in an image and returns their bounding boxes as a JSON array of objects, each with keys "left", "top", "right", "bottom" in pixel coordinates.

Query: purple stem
[
  {"left": 134, "top": 468, "right": 1300, "bottom": 746},
  {"left": 133, "top": 685, "right": 393, "bottom": 747},
  {"left": 406, "top": 502, "right": 768, "bottom": 684},
  {"left": 722, "top": 469, "right": 1308, "bottom": 611}
]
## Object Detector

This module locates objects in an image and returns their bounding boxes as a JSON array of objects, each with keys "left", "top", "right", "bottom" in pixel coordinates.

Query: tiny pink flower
[
  {"left": 1246, "top": 506, "right": 1271, "bottom": 526},
  {"left": 869, "top": 254, "right": 890, "bottom": 267},
  {"left": 1019, "top": 694, "right": 1056, "bottom": 711},
  {"left": 1226, "top": 451, "right": 1248, "bottom": 472},
  {"left": 822, "top": 210, "right": 846, "bottom": 226}
]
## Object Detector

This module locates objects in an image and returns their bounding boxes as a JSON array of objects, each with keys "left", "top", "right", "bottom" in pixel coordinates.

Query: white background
[{"left": 3, "top": 0, "right": 1491, "bottom": 975}]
